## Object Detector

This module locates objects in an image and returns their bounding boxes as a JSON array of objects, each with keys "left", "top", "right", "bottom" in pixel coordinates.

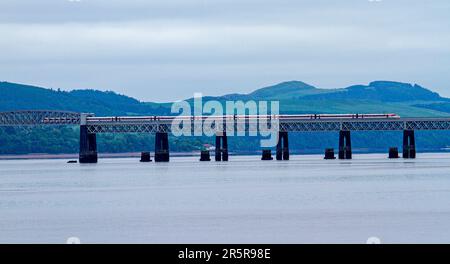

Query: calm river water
[{"left": 1, "top": 153, "right": 450, "bottom": 243}]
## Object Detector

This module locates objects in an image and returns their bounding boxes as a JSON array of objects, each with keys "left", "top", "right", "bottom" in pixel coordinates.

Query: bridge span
[{"left": 2, "top": 110, "right": 450, "bottom": 163}]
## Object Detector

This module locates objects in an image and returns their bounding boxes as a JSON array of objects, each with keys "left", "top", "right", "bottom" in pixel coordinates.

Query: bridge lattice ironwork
[
  {"left": 85, "top": 118, "right": 450, "bottom": 133},
  {"left": 2, "top": 111, "right": 450, "bottom": 133},
  {"left": 0, "top": 110, "right": 81, "bottom": 126}
]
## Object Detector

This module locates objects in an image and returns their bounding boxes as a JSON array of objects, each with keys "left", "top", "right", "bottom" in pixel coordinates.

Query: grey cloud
[{"left": 0, "top": 0, "right": 450, "bottom": 101}]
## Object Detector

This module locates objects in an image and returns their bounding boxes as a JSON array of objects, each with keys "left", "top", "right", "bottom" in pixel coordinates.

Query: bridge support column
[
  {"left": 79, "top": 125, "right": 98, "bottom": 163},
  {"left": 200, "top": 150, "right": 211, "bottom": 161},
  {"left": 324, "top": 148, "right": 336, "bottom": 160},
  {"left": 261, "top": 149, "right": 273, "bottom": 160},
  {"left": 339, "top": 130, "right": 352, "bottom": 160},
  {"left": 155, "top": 132, "right": 170, "bottom": 162},
  {"left": 403, "top": 130, "right": 416, "bottom": 159},
  {"left": 140, "top": 152, "right": 152, "bottom": 162},
  {"left": 215, "top": 132, "right": 228, "bottom": 161},
  {"left": 389, "top": 147, "right": 399, "bottom": 159},
  {"left": 276, "top": 132, "right": 289, "bottom": 161}
]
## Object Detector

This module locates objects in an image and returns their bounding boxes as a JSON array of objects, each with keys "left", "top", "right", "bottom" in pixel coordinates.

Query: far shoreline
[
  {"left": 0, "top": 152, "right": 200, "bottom": 160},
  {"left": 1, "top": 149, "right": 450, "bottom": 160}
]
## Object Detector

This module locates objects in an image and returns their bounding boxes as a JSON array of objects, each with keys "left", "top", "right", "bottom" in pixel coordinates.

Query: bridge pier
[
  {"left": 276, "top": 132, "right": 289, "bottom": 160},
  {"left": 261, "top": 149, "right": 273, "bottom": 160},
  {"left": 155, "top": 132, "right": 170, "bottom": 162},
  {"left": 215, "top": 132, "right": 228, "bottom": 161},
  {"left": 79, "top": 125, "right": 98, "bottom": 163},
  {"left": 200, "top": 150, "right": 211, "bottom": 161},
  {"left": 140, "top": 152, "right": 152, "bottom": 162},
  {"left": 389, "top": 147, "right": 399, "bottom": 159},
  {"left": 339, "top": 130, "right": 352, "bottom": 160},
  {"left": 403, "top": 130, "right": 416, "bottom": 159},
  {"left": 324, "top": 148, "right": 336, "bottom": 160}
]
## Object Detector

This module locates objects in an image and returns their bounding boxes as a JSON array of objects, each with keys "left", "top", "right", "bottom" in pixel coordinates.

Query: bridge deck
[
  {"left": 2, "top": 111, "right": 450, "bottom": 133},
  {"left": 84, "top": 116, "right": 450, "bottom": 133}
]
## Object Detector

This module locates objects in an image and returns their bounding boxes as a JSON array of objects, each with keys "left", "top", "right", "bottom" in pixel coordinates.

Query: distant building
[{"left": 202, "top": 144, "right": 215, "bottom": 151}]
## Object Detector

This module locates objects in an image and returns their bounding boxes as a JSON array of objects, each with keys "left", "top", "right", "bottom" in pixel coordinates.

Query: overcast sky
[{"left": 1, "top": 0, "right": 450, "bottom": 102}]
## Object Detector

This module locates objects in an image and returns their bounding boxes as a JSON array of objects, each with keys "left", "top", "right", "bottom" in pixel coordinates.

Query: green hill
[
  {"left": 0, "top": 81, "right": 168, "bottom": 116},
  {"left": 196, "top": 80, "right": 450, "bottom": 117},
  {"left": 2, "top": 80, "right": 450, "bottom": 117}
]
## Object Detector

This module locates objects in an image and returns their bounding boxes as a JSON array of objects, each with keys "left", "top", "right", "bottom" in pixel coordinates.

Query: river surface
[{"left": 1, "top": 153, "right": 450, "bottom": 244}]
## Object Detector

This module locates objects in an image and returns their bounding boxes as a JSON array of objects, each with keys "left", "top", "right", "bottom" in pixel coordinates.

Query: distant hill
[
  {"left": 1, "top": 80, "right": 450, "bottom": 117},
  {"left": 0, "top": 81, "right": 167, "bottom": 116},
  {"left": 198, "top": 80, "right": 450, "bottom": 117},
  {"left": 249, "top": 81, "right": 319, "bottom": 99},
  {"left": 302, "top": 81, "right": 443, "bottom": 102}
]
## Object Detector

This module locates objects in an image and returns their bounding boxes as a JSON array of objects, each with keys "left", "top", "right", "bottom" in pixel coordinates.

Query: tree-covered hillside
[{"left": 0, "top": 82, "right": 171, "bottom": 116}]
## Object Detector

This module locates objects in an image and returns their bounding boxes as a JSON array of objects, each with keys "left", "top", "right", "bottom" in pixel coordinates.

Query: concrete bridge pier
[
  {"left": 200, "top": 150, "right": 211, "bottom": 161},
  {"left": 261, "top": 149, "right": 273, "bottom": 160},
  {"left": 215, "top": 132, "right": 228, "bottom": 161},
  {"left": 276, "top": 132, "right": 289, "bottom": 161},
  {"left": 389, "top": 147, "right": 399, "bottom": 159},
  {"left": 324, "top": 148, "right": 336, "bottom": 159},
  {"left": 339, "top": 130, "right": 352, "bottom": 160},
  {"left": 155, "top": 132, "right": 170, "bottom": 162},
  {"left": 403, "top": 130, "right": 416, "bottom": 159},
  {"left": 140, "top": 152, "right": 152, "bottom": 162},
  {"left": 79, "top": 125, "right": 98, "bottom": 163}
]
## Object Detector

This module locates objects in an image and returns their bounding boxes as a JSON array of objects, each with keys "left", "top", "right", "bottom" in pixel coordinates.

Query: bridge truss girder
[
  {"left": 85, "top": 118, "right": 450, "bottom": 134},
  {"left": 2, "top": 111, "right": 450, "bottom": 133},
  {"left": 0, "top": 110, "right": 81, "bottom": 126}
]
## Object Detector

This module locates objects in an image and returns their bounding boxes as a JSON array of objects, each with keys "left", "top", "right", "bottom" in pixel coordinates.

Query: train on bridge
[{"left": 81, "top": 113, "right": 401, "bottom": 123}]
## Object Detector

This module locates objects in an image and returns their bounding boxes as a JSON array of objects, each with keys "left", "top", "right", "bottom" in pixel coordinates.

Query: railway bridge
[{"left": 2, "top": 110, "right": 450, "bottom": 163}]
